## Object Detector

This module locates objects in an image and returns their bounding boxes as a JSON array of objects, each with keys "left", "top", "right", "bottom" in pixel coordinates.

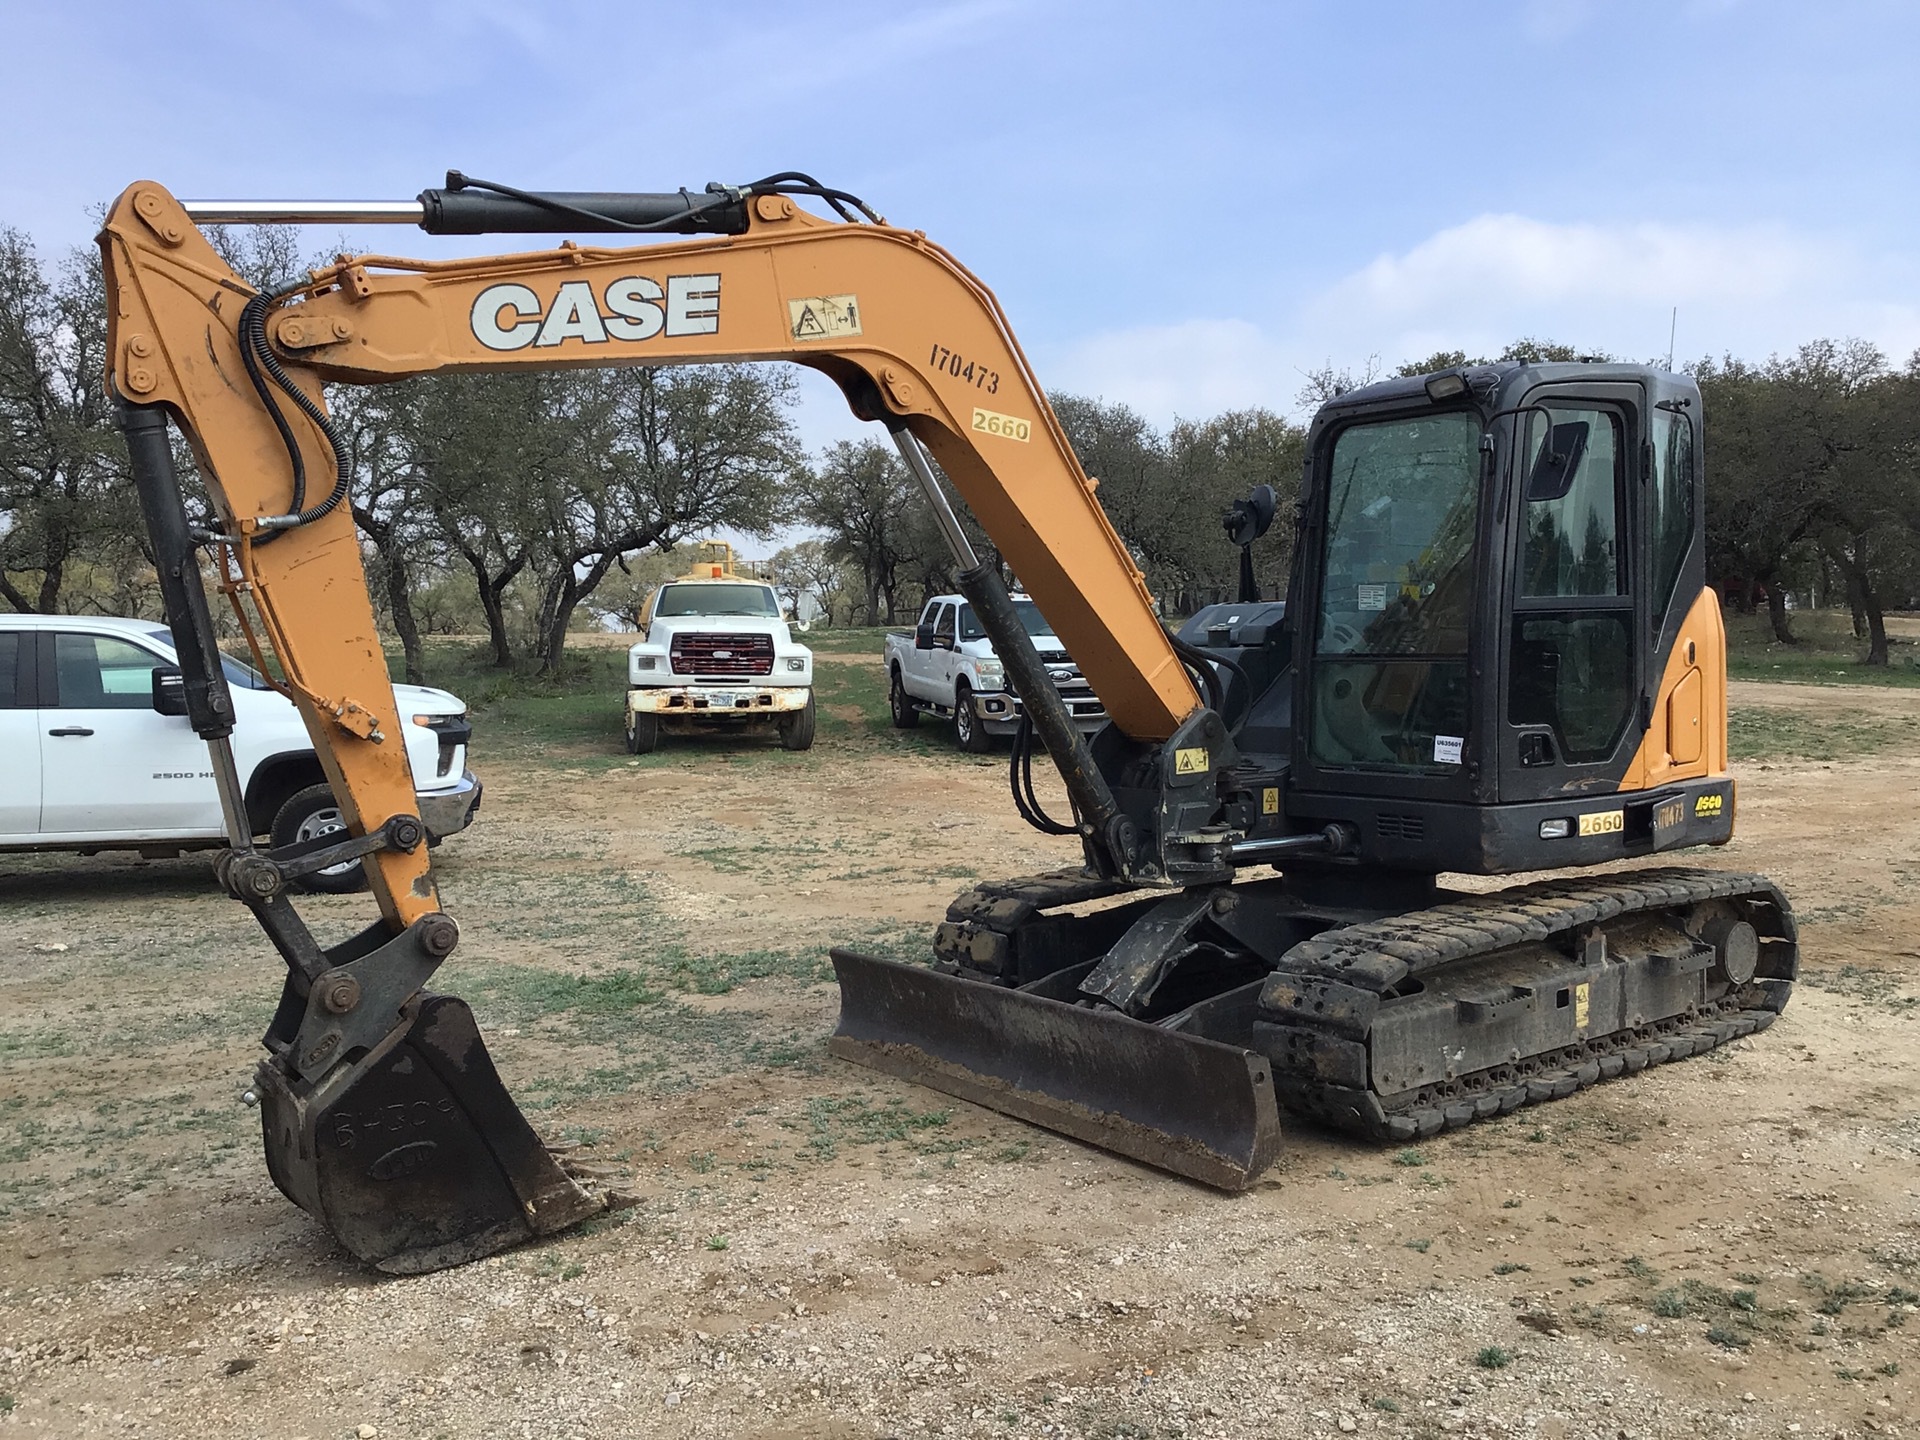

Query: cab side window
[
  {"left": 1508, "top": 405, "right": 1635, "bottom": 765},
  {"left": 933, "top": 604, "right": 956, "bottom": 647},
  {"left": 52, "top": 634, "right": 162, "bottom": 709},
  {"left": 1519, "top": 409, "right": 1623, "bottom": 597},
  {"left": 1650, "top": 408, "right": 1695, "bottom": 618},
  {"left": 0, "top": 634, "right": 19, "bottom": 708}
]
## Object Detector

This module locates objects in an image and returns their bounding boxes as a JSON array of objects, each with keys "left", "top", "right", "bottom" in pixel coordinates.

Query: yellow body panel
[{"left": 1618, "top": 586, "right": 1730, "bottom": 808}]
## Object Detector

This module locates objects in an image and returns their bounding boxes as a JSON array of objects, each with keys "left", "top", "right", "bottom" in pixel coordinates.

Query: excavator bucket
[
  {"left": 828, "top": 950, "right": 1282, "bottom": 1189},
  {"left": 253, "top": 992, "right": 606, "bottom": 1274}
]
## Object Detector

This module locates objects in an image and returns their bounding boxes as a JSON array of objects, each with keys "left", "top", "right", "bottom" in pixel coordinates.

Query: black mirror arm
[{"left": 1482, "top": 403, "right": 1565, "bottom": 464}]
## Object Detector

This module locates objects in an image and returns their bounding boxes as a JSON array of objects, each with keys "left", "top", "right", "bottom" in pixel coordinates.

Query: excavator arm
[{"left": 97, "top": 178, "right": 1240, "bottom": 1271}]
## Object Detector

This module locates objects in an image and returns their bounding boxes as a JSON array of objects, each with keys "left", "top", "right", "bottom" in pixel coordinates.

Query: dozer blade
[
  {"left": 828, "top": 950, "right": 1281, "bottom": 1190},
  {"left": 255, "top": 991, "right": 605, "bottom": 1274}
]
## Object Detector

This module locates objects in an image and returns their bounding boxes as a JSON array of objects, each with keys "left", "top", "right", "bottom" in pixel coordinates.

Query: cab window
[
  {"left": 1649, "top": 407, "right": 1695, "bottom": 617},
  {"left": 933, "top": 603, "right": 957, "bottom": 647},
  {"left": 1508, "top": 403, "right": 1634, "bottom": 765},
  {"left": 52, "top": 633, "right": 163, "bottom": 709},
  {"left": 1519, "top": 407, "right": 1623, "bottom": 597},
  {"left": 0, "top": 634, "right": 20, "bottom": 707}
]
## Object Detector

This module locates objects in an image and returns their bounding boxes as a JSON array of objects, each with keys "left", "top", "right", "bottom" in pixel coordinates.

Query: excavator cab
[{"left": 1198, "top": 362, "right": 1733, "bottom": 870}]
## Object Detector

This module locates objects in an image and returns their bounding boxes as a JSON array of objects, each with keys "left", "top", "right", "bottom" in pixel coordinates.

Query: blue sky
[{"left": 9, "top": 0, "right": 1918, "bottom": 453}]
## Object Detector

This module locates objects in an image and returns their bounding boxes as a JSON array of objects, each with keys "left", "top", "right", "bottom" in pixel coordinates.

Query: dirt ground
[{"left": 3, "top": 673, "right": 1919, "bottom": 1440}]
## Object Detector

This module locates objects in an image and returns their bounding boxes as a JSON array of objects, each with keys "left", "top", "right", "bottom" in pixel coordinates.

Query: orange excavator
[{"left": 99, "top": 174, "right": 1795, "bottom": 1272}]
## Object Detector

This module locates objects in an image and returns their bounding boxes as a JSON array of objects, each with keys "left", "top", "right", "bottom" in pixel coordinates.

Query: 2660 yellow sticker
[
  {"left": 1577, "top": 809, "right": 1625, "bottom": 836},
  {"left": 972, "top": 407, "right": 1031, "bottom": 442}
]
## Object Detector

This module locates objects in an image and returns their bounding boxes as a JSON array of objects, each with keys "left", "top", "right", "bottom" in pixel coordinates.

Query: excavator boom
[{"left": 97, "top": 176, "right": 1224, "bottom": 1269}]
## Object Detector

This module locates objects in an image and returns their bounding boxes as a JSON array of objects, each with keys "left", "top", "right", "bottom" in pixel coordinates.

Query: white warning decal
[{"left": 788, "top": 295, "right": 862, "bottom": 340}]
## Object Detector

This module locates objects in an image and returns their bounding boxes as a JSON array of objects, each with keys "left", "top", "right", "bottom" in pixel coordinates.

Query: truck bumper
[
  {"left": 417, "top": 770, "right": 482, "bottom": 841},
  {"left": 973, "top": 688, "right": 1107, "bottom": 736},
  {"left": 628, "top": 684, "right": 811, "bottom": 718}
]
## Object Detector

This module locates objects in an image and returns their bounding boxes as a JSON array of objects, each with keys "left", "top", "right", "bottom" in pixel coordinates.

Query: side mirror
[
  {"left": 1525, "top": 421, "right": 1591, "bottom": 503},
  {"left": 914, "top": 624, "right": 935, "bottom": 650},
  {"left": 152, "top": 665, "right": 188, "bottom": 717},
  {"left": 1222, "top": 484, "right": 1278, "bottom": 547}
]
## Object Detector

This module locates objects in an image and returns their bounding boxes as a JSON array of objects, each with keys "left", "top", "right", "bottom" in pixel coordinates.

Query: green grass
[
  {"left": 1474, "top": 1346, "right": 1511, "bottom": 1370},
  {"left": 1725, "top": 609, "right": 1920, "bottom": 687},
  {"left": 798, "top": 626, "right": 898, "bottom": 655},
  {"left": 388, "top": 635, "right": 958, "bottom": 763},
  {"left": 1729, "top": 707, "right": 1920, "bottom": 761}
]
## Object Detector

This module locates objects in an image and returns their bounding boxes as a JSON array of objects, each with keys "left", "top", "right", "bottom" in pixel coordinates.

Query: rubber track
[{"left": 1262, "top": 866, "right": 1798, "bottom": 1141}]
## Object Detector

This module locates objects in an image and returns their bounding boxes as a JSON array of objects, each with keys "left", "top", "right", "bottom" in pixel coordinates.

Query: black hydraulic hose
[
  {"left": 1009, "top": 712, "right": 1078, "bottom": 836},
  {"left": 1168, "top": 629, "right": 1256, "bottom": 735},
  {"left": 238, "top": 283, "right": 351, "bottom": 536}
]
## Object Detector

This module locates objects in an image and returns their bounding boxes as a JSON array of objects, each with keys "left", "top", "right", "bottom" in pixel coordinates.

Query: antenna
[{"left": 1666, "top": 306, "right": 1677, "bottom": 371}]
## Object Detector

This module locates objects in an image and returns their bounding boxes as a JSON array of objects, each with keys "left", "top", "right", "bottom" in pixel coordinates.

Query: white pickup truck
[
  {"left": 0, "top": 615, "right": 480, "bottom": 892},
  {"left": 884, "top": 593, "right": 1108, "bottom": 752},
  {"left": 624, "top": 559, "right": 814, "bottom": 753}
]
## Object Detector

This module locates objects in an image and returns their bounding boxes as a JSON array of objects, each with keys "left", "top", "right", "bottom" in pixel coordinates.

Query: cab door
[
  {"left": 1498, "top": 384, "right": 1645, "bottom": 802},
  {"left": 37, "top": 631, "right": 220, "bottom": 836},
  {"left": 0, "top": 632, "right": 40, "bottom": 837}
]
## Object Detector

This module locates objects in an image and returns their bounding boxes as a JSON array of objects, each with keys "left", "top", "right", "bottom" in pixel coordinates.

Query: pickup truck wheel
[
  {"left": 625, "top": 710, "right": 659, "bottom": 755},
  {"left": 953, "top": 681, "right": 994, "bottom": 753},
  {"left": 888, "top": 667, "right": 920, "bottom": 728},
  {"left": 271, "top": 783, "right": 369, "bottom": 894},
  {"left": 778, "top": 693, "right": 817, "bottom": 751}
]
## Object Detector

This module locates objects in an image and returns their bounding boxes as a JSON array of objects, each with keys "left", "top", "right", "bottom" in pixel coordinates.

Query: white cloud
[{"left": 1043, "top": 213, "right": 1920, "bottom": 425}]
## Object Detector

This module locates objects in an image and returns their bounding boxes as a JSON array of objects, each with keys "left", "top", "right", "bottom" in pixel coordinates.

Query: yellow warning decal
[
  {"left": 1694, "top": 793, "right": 1724, "bottom": 818},
  {"left": 1262, "top": 787, "right": 1280, "bottom": 815},
  {"left": 787, "top": 295, "right": 861, "bottom": 340},
  {"left": 1174, "top": 747, "right": 1209, "bottom": 775},
  {"left": 1577, "top": 809, "right": 1624, "bottom": 836},
  {"left": 1574, "top": 982, "right": 1591, "bottom": 1029}
]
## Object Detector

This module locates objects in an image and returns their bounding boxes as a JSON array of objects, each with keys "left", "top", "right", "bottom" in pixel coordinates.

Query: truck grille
[{"left": 671, "top": 633, "right": 774, "bottom": 677}]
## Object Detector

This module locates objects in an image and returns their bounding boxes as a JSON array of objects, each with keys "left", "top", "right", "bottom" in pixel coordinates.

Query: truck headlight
[
  {"left": 634, "top": 656, "right": 657, "bottom": 671},
  {"left": 785, "top": 656, "right": 806, "bottom": 672},
  {"left": 975, "top": 658, "right": 1004, "bottom": 682}
]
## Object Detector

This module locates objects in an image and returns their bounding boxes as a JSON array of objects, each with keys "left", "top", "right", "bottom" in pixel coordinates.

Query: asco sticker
[
  {"left": 470, "top": 274, "right": 720, "bottom": 351},
  {"left": 1694, "top": 793, "right": 1725, "bottom": 818}
]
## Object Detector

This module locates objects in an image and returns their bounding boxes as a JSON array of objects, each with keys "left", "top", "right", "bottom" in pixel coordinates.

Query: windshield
[
  {"left": 957, "top": 599, "right": 1053, "bottom": 641},
  {"left": 1310, "top": 412, "right": 1480, "bottom": 772},
  {"left": 146, "top": 627, "right": 274, "bottom": 691},
  {"left": 654, "top": 583, "right": 780, "bottom": 619}
]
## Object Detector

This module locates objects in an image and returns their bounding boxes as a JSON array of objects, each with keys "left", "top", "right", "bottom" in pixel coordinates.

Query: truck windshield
[
  {"left": 655, "top": 583, "right": 779, "bottom": 618},
  {"left": 958, "top": 600, "right": 1052, "bottom": 640},
  {"left": 1310, "top": 411, "right": 1481, "bottom": 772}
]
